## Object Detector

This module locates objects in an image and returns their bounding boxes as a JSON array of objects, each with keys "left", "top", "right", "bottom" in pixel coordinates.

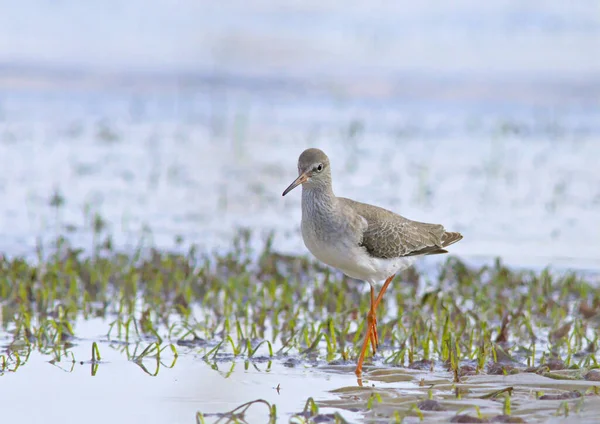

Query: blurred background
[{"left": 0, "top": 0, "right": 598, "bottom": 269}]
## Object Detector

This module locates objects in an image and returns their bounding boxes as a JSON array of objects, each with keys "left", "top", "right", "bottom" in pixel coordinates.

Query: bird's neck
[{"left": 302, "top": 185, "right": 337, "bottom": 217}]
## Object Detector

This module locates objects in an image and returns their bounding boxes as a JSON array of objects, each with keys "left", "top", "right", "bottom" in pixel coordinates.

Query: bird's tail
[
  {"left": 408, "top": 231, "right": 464, "bottom": 256},
  {"left": 441, "top": 231, "right": 463, "bottom": 248}
]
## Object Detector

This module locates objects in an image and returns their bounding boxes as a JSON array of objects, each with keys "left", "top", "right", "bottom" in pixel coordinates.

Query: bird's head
[{"left": 282, "top": 148, "right": 331, "bottom": 196}]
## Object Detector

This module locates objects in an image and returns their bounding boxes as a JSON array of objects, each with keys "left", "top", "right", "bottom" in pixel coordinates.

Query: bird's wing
[{"left": 338, "top": 197, "right": 462, "bottom": 259}]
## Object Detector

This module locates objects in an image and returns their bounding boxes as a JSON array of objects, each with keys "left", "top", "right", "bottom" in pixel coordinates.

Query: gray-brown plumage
[
  {"left": 282, "top": 147, "right": 463, "bottom": 284},
  {"left": 339, "top": 197, "right": 463, "bottom": 259}
]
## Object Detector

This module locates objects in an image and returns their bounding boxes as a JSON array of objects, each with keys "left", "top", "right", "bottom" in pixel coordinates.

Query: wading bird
[{"left": 282, "top": 148, "right": 463, "bottom": 379}]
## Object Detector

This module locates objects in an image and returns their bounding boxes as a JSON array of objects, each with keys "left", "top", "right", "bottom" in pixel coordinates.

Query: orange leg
[
  {"left": 369, "top": 285, "right": 378, "bottom": 354},
  {"left": 374, "top": 274, "right": 395, "bottom": 309},
  {"left": 355, "top": 274, "right": 396, "bottom": 377},
  {"left": 355, "top": 318, "right": 373, "bottom": 377}
]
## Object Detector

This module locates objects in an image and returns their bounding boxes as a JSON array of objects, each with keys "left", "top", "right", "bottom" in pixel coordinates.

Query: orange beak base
[{"left": 282, "top": 172, "right": 309, "bottom": 196}]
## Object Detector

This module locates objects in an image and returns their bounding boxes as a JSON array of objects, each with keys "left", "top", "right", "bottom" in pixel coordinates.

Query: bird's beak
[{"left": 282, "top": 172, "right": 309, "bottom": 196}]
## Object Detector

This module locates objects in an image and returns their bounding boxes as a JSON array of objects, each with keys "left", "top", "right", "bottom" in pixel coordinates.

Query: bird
[{"left": 282, "top": 148, "right": 463, "bottom": 379}]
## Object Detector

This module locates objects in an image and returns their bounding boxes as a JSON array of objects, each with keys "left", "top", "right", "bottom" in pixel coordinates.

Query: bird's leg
[
  {"left": 370, "top": 274, "right": 395, "bottom": 351},
  {"left": 355, "top": 275, "right": 396, "bottom": 378},
  {"left": 356, "top": 285, "right": 377, "bottom": 377},
  {"left": 374, "top": 274, "right": 395, "bottom": 310},
  {"left": 369, "top": 284, "right": 378, "bottom": 354},
  {"left": 355, "top": 319, "right": 372, "bottom": 377}
]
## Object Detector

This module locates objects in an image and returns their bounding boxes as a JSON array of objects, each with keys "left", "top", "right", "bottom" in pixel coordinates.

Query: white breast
[
  {"left": 300, "top": 191, "right": 418, "bottom": 285},
  {"left": 302, "top": 221, "right": 418, "bottom": 284}
]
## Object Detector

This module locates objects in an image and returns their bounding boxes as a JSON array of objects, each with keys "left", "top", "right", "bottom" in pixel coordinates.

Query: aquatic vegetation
[{"left": 0, "top": 229, "right": 598, "bottom": 422}]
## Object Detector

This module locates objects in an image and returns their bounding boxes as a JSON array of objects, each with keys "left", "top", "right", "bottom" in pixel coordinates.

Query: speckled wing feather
[{"left": 339, "top": 197, "right": 463, "bottom": 259}]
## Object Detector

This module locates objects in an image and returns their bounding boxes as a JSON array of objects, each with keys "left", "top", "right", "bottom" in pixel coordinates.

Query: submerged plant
[{"left": 0, "top": 229, "right": 598, "bottom": 421}]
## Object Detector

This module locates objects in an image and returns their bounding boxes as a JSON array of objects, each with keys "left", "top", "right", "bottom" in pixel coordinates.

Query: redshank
[{"left": 282, "top": 148, "right": 463, "bottom": 378}]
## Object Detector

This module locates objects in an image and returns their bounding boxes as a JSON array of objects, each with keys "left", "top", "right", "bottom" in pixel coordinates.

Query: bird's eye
[{"left": 316, "top": 164, "right": 323, "bottom": 172}]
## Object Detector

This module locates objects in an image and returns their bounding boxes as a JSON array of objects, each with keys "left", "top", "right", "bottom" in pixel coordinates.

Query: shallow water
[
  {"left": 2, "top": 313, "right": 599, "bottom": 424},
  {"left": 1, "top": 242, "right": 598, "bottom": 423},
  {"left": 3, "top": 334, "right": 600, "bottom": 423},
  {"left": 0, "top": 345, "right": 359, "bottom": 424},
  {"left": 1, "top": 2, "right": 599, "bottom": 423}
]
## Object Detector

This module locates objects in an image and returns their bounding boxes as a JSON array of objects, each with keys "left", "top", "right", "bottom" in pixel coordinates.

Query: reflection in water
[{"left": 197, "top": 398, "right": 277, "bottom": 424}]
